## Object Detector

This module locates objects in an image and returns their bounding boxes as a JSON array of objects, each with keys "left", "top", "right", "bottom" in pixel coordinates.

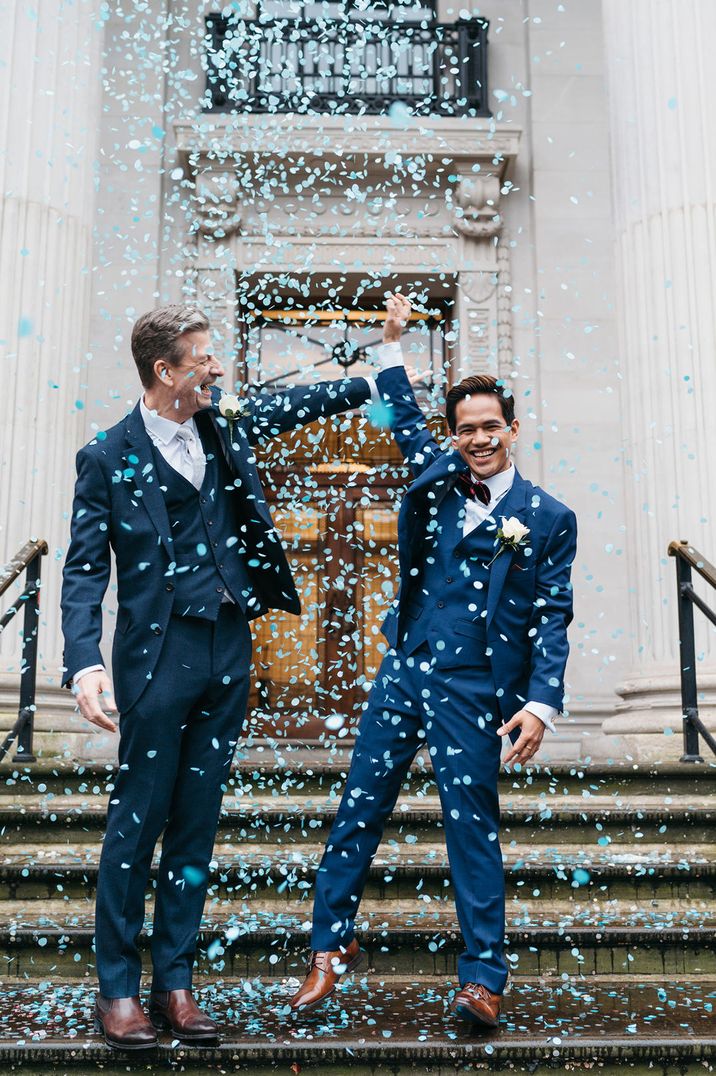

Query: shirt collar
[
  {"left": 479, "top": 460, "right": 515, "bottom": 502},
  {"left": 140, "top": 397, "right": 198, "bottom": 446}
]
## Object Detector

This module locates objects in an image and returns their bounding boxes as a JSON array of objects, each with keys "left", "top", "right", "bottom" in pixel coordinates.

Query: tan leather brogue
[
  {"left": 93, "top": 994, "right": 158, "bottom": 1050},
  {"left": 148, "top": 989, "right": 219, "bottom": 1041},
  {"left": 452, "top": 982, "right": 502, "bottom": 1028},
  {"left": 289, "top": 937, "right": 363, "bottom": 1013}
]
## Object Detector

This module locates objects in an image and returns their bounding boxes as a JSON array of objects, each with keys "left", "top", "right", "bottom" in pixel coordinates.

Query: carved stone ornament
[
  {"left": 193, "top": 172, "right": 243, "bottom": 238},
  {"left": 453, "top": 174, "right": 503, "bottom": 239}
]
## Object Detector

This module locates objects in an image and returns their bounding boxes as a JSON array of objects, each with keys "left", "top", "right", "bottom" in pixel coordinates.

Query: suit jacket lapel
[
  {"left": 485, "top": 470, "right": 530, "bottom": 626},
  {"left": 124, "top": 404, "right": 173, "bottom": 558},
  {"left": 204, "top": 404, "right": 278, "bottom": 537},
  {"left": 205, "top": 410, "right": 236, "bottom": 476},
  {"left": 399, "top": 450, "right": 465, "bottom": 579}
]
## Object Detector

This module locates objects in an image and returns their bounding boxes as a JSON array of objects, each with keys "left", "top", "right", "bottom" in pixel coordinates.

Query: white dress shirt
[
  {"left": 140, "top": 399, "right": 207, "bottom": 488},
  {"left": 375, "top": 341, "right": 559, "bottom": 733}
]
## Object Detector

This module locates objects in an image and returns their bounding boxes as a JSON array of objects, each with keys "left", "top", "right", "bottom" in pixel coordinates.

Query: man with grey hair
[{"left": 61, "top": 304, "right": 377, "bottom": 1049}]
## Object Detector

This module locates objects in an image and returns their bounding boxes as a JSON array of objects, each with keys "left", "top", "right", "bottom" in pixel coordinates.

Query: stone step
[
  {"left": 1, "top": 898, "right": 713, "bottom": 980},
  {"left": 2, "top": 792, "right": 713, "bottom": 845},
  {"left": 3, "top": 749, "right": 715, "bottom": 799},
  {"left": 0, "top": 976, "right": 713, "bottom": 1073},
  {"left": 3, "top": 896, "right": 713, "bottom": 931},
  {"left": 1, "top": 842, "right": 713, "bottom": 902}
]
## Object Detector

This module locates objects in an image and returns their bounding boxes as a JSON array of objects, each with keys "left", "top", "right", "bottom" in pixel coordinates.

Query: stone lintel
[{"left": 174, "top": 115, "right": 521, "bottom": 242}]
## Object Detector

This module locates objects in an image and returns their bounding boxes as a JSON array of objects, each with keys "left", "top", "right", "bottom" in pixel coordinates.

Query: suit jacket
[
  {"left": 376, "top": 366, "right": 577, "bottom": 718},
  {"left": 61, "top": 377, "right": 370, "bottom": 712}
]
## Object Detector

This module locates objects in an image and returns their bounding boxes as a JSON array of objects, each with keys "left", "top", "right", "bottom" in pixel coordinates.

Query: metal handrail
[
  {"left": 0, "top": 538, "right": 48, "bottom": 764},
  {"left": 668, "top": 539, "right": 716, "bottom": 762}
]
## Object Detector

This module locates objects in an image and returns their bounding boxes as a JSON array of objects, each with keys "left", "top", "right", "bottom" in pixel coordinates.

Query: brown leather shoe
[
  {"left": 148, "top": 989, "right": 219, "bottom": 1042},
  {"left": 93, "top": 994, "right": 158, "bottom": 1050},
  {"left": 453, "top": 982, "right": 502, "bottom": 1028},
  {"left": 289, "top": 937, "right": 363, "bottom": 1013}
]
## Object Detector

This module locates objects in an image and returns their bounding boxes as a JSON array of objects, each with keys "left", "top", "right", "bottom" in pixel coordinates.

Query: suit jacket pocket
[
  {"left": 453, "top": 617, "right": 487, "bottom": 641},
  {"left": 403, "top": 598, "right": 425, "bottom": 621}
]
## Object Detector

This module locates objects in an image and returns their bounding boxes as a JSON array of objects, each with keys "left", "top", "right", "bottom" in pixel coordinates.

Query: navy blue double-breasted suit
[
  {"left": 310, "top": 366, "right": 577, "bottom": 993},
  {"left": 61, "top": 376, "right": 371, "bottom": 997}
]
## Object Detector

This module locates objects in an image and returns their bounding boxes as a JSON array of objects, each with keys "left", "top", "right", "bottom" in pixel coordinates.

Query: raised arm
[
  {"left": 376, "top": 364, "right": 442, "bottom": 478},
  {"left": 242, "top": 376, "right": 371, "bottom": 446}
]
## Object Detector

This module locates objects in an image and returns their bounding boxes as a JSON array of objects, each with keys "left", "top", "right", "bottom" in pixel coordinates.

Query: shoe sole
[
  {"left": 149, "top": 1013, "right": 219, "bottom": 1042},
  {"left": 93, "top": 1017, "right": 158, "bottom": 1050},
  {"left": 291, "top": 950, "right": 365, "bottom": 1015},
  {"left": 454, "top": 1002, "right": 499, "bottom": 1029}
]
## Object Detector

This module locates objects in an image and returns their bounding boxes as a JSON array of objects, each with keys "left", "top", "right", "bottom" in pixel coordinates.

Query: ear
[
  {"left": 510, "top": 418, "right": 520, "bottom": 442},
  {"left": 153, "top": 357, "right": 172, "bottom": 385}
]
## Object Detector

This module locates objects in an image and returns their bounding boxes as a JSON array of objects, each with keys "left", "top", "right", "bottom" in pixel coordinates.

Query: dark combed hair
[
  {"left": 130, "top": 305, "right": 209, "bottom": 388},
  {"left": 445, "top": 374, "right": 515, "bottom": 432}
]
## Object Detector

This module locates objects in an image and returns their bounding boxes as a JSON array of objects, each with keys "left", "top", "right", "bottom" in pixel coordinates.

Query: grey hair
[{"left": 131, "top": 305, "right": 210, "bottom": 388}]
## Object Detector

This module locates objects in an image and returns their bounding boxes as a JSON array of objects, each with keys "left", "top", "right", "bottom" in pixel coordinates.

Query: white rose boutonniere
[
  {"left": 218, "top": 392, "right": 249, "bottom": 439},
  {"left": 487, "top": 516, "right": 531, "bottom": 567}
]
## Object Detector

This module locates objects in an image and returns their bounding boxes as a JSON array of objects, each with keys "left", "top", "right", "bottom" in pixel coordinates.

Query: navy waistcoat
[
  {"left": 152, "top": 422, "right": 253, "bottom": 619},
  {"left": 400, "top": 486, "right": 498, "bottom": 667}
]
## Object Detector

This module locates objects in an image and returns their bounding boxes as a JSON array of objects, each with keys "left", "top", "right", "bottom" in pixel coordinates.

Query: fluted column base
[{"left": 600, "top": 670, "right": 716, "bottom": 763}]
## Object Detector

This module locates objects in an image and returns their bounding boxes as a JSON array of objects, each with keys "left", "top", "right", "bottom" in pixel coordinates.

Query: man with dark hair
[
  {"left": 290, "top": 296, "right": 577, "bottom": 1029},
  {"left": 61, "top": 304, "right": 380, "bottom": 1049}
]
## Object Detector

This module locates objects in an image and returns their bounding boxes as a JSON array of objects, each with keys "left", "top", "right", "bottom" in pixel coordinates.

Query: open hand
[
  {"left": 73, "top": 670, "right": 118, "bottom": 733},
  {"left": 497, "top": 708, "right": 546, "bottom": 766},
  {"left": 405, "top": 365, "right": 426, "bottom": 387},
  {"left": 383, "top": 292, "right": 411, "bottom": 343}
]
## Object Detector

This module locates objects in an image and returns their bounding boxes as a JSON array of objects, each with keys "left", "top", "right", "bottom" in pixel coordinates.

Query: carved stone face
[{"left": 454, "top": 174, "right": 502, "bottom": 238}]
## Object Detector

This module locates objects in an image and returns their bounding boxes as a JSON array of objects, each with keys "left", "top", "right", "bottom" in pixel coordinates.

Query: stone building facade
[{"left": 2, "top": 0, "right": 715, "bottom": 762}]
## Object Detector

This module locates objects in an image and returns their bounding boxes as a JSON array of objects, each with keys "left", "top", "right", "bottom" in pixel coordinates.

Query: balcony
[{"left": 203, "top": 14, "right": 489, "bottom": 118}]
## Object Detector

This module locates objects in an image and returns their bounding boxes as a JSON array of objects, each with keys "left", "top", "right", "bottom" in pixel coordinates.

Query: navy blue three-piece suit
[
  {"left": 61, "top": 376, "right": 371, "bottom": 997},
  {"left": 310, "top": 366, "right": 577, "bottom": 993}
]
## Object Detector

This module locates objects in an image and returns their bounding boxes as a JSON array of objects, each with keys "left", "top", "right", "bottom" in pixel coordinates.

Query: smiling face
[
  {"left": 150, "top": 330, "right": 225, "bottom": 422},
  {"left": 451, "top": 393, "right": 519, "bottom": 479}
]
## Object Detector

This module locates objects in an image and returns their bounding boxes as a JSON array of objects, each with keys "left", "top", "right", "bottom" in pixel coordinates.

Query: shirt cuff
[
  {"left": 523, "top": 700, "right": 559, "bottom": 734},
  {"left": 71, "top": 664, "right": 104, "bottom": 690},
  {"left": 364, "top": 375, "right": 381, "bottom": 408},
  {"left": 376, "top": 341, "right": 404, "bottom": 369}
]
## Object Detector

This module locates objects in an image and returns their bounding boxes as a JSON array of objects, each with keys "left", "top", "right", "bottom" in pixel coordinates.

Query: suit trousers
[
  {"left": 95, "top": 604, "right": 251, "bottom": 997},
  {"left": 310, "top": 645, "right": 507, "bottom": 995}
]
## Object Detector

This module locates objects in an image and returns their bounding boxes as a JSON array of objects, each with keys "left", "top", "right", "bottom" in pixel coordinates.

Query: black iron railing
[
  {"left": 668, "top": 540, "right": 716, "bottom": 762},
  {"left": 0, "top": 539, "right": 48, "bottom": 764},
  {"left": 203, "top": 15, "right": 489, "bottom": 117}
]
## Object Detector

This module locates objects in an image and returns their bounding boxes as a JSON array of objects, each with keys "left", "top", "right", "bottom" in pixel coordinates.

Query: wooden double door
[{"left": 248, "top": 418, "right": 405, "bottom": 741}]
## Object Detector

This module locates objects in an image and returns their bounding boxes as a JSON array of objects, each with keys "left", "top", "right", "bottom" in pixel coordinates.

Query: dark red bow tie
[{"left": 457, "top": 472, "right": 491, "bottom": 505}]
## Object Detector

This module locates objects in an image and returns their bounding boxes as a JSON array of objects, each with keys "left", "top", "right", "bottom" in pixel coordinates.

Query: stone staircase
[{"left": 0, "top": 743, "right": 714, "bottom": 1073}]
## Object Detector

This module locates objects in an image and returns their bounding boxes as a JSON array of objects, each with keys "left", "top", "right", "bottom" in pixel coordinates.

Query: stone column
[
  {"left": 0, "top": 0, "right": 104, "bottom": 751},
  {"left": 452, "top": 172, "right": 514, "bottom": 382},
  {"left": 601, "top": 0, "right": 716, "bottom": 757}
]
